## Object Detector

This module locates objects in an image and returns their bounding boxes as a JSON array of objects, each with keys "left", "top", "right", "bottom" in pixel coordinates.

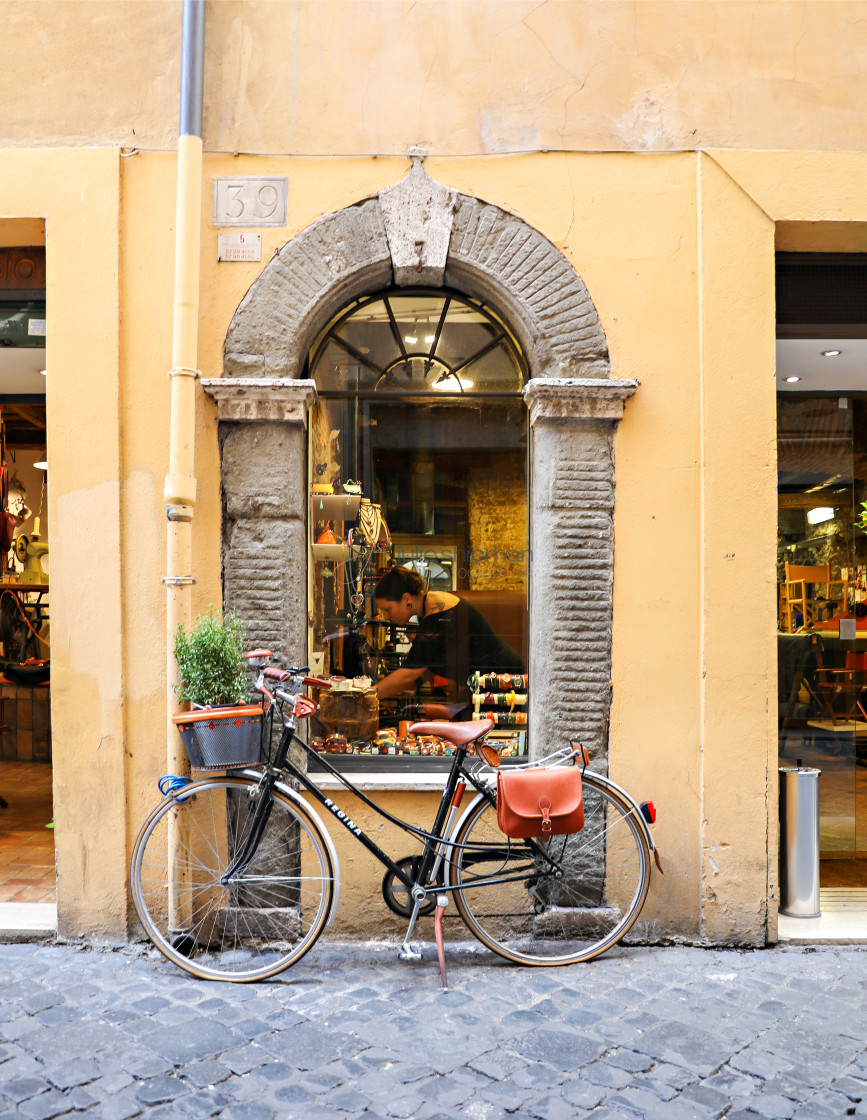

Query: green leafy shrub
[{"left": 173, "top": 608, "right": 248, "bottom": 707}]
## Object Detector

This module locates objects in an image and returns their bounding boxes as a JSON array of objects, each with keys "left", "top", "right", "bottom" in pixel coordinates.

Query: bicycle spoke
[
  {"left": 131, "top": 778, "right": 333, "bottom": 981},
  {"left": 452, "top": 776, "right": 651, "bottom": 965}
]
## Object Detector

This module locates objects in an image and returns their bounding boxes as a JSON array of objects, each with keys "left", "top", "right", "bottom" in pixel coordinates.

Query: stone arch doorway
[{"left": 205, "top": 157, "right": 637, "bottom": 764}]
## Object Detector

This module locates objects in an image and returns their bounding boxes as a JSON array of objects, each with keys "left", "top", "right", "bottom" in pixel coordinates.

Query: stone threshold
[{"left": 0, "top": 901, "right": 56, "bottom": 939}]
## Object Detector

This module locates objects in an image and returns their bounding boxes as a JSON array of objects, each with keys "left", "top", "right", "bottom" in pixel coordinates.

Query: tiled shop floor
[{"left": 0, "top": 761, "right": 55, "bottom": 903}]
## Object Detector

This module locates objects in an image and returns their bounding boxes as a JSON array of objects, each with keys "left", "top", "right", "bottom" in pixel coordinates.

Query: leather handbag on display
[{"left": 496, "top": 765, "right": 585, "bottom": 838}]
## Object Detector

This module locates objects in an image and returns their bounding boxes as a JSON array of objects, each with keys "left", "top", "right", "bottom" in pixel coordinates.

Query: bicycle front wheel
[
  {"left": 130, "top": 776, "right": 334, "bottom": 982},
  {"left": 451, "top": 773, "right": 651, "bottom": 965}
]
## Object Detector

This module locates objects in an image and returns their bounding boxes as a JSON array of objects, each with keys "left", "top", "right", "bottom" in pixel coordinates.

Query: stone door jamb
[{"left": 523, "top": 378, "right": 638, "bottom": 762}]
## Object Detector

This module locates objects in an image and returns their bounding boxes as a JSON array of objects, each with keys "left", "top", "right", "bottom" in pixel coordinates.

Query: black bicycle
[{"left": 130, "top": 652, "right": 660, "bottom": 983}]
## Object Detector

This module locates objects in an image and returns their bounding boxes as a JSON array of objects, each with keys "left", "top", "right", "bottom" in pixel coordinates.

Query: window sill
[{"left": 302, "top": 770, "right": 451, "bottom": 793}]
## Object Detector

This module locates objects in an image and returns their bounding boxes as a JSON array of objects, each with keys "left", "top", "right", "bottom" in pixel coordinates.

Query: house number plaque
[{"left": 212, "top": 177, "right": 288, "bottom": 227}]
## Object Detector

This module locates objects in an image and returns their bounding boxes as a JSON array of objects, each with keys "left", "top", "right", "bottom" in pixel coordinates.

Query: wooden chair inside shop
[
  {"left": 780, "top": 631, "right": 829, "bottom": 741},
  {"left": 781, "top": 563, "right": 849, "bottom": 633},
  {"left": 815, "top": 650, "right": 867, "bottom": 726}
]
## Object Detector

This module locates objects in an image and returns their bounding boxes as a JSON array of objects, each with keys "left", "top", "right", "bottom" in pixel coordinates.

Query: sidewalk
[{"left": 0, "top": 938, "right": 865, "bottom": 1119}]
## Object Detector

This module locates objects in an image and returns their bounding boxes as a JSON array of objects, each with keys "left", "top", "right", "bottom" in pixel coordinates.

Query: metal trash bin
[{"left": 779, "top": 764, "right": 821, "bottom": 918}]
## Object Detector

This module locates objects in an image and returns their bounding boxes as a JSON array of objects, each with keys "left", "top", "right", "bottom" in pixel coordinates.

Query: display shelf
[
  {"left": 310, "top": 493, "right": 361, "bottom": 520},
  {"left": 311, "top": 542, "right": 351, "bottom": 562}
]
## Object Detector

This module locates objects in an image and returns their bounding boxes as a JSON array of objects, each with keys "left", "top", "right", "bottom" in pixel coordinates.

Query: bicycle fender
[
  {"left": 588, "top": 771, "right": 658, "bottom": 859},
  {"left": 238, "top": 770, "right": 343, "bottom": 926}
]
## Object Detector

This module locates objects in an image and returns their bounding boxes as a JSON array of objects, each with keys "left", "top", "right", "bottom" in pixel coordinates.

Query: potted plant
[{"left": 171, "top": 607, "right": 262, "bottom": 770}]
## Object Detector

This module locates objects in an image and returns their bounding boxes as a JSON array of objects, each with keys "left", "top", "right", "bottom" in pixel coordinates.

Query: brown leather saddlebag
[{"left": 496, "top": 766, "right": 585, "bottom": 838}]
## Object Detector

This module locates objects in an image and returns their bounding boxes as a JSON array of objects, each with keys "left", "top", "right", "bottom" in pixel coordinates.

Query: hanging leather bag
[{"left": 497, "top": 765, "right": 585, "bottom": 839}]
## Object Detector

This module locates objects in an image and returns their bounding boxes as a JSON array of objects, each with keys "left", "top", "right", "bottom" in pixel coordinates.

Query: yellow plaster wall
[
  {"left": 694, "top": 156, "right": 777, "bottom": 943},
  {"left": 2, "top": 1, "right": 860, "bottom": 939},
  {"left": 3, "top": 2, "right": 867, "bottom": 156},
  {"left": 0, "top": 149, "right": 126, "bottom": 935},
  {"left": 300, "top": 788, "right": 449, "bottom": 938}
]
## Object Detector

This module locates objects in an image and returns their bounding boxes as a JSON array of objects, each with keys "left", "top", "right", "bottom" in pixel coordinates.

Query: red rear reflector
[{"left": 640, "top": 801, "right": 656, "bottom": 824}]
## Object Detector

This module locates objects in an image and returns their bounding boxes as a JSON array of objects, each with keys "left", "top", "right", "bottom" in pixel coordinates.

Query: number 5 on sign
[{"left": 212, "top": 177, "right": 288, "bottom": 227}]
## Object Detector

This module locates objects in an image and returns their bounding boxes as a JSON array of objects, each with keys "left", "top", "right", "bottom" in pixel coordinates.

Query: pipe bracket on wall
[
  {"left": 168, "top": 366, "right": 201, "bottom": 380},
  {"left": 166, "top": 504, "right": 195, "bottom": 522},
  {"left": 161, "top": 576, "right": 197, "bottom": 586}
]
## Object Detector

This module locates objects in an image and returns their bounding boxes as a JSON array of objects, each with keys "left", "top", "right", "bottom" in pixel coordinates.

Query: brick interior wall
[{"left": 467, "top": 454, "right": 528, "bottom": 591}]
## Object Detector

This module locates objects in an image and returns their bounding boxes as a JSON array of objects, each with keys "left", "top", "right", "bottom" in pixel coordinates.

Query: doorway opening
[
  {"left": 777, "top": 251, "right": 867, "bottom": 937},
  {"left": 0, "top": 230, "right": 54, "bottom": 933}
]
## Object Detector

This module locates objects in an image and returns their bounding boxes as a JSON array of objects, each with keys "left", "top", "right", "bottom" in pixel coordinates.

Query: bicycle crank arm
[{"left": 397, "top": 885, "right": 428, "bottom": 961}]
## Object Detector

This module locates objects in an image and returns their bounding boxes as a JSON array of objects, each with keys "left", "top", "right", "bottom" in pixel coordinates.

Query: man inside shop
[{"left": 373, "top": 565, "right": 525, "bottom": 717}]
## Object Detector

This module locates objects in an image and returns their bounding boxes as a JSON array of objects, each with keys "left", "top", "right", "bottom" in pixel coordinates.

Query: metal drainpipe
[{"left": 165, "top": 0, "right": 205, "bottom": 778}]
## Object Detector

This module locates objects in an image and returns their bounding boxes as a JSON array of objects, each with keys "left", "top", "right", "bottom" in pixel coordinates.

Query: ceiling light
[
  {"left": 40, "top": 369, "right": 46, "bottom": 376},
  {"left": 404, "top": 334, "right": 418, "bottom": 345},
  {"left": 821, "top": 349, "right": 842, "bottom": 357},
  {"left": 33, "top": 461, "right": 47, "bottom": 470},
  {"left": 433, "top": 376, "right": 474, "bottom": 391},
  {"left": 785, "top": 376, "right": 801, "bottom": 383},
  {"left": 425, "top": 334, "right": 436, "bottom": 345},
  {"left": 807, "top": 507, "right": 835, "bottom": 525}
]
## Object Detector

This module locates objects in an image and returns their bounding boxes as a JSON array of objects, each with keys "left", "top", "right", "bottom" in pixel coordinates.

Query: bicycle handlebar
[
  {"left": 260, "top": 667, "right": 331, "bottom": 690},
  {"left": 303, "top": 676, "right": 331, "bottom": 690},
  {"left": 262, "top": 667, "right": 291, "bottom": 682}
]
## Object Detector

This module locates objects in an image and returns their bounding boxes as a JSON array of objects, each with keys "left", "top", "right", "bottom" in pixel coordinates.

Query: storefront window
[{"left": 307, "top": 289, "right": 530, "bottom": 768}]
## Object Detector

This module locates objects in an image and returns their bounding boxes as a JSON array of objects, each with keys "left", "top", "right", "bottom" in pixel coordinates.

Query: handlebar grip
[
  {"left": 262, "top": 667, "right": 291, "bottom": 681},
  {"left": 303, "top": 676, "right": 332, "bottom": 690}
]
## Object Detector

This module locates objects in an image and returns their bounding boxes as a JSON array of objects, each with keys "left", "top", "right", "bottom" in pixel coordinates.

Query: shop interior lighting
[
  {"left": 40, "top": 369, "right": 46, "bottom": 376},
  {"left": 33, "top": 460, "right": 47, "bottom": 470},
  {"left": 806, "top": 506, "right": 835, "bottom": 525},
  {"left": 785, "top": 376, "right": 801, "bottom": 383},
  {"left": 424, "top": 334, "right": 436, "bottom": 345},
  {"left": 404, "top": 333, "right": 418, "bottom": 345},
  {"left": 821, "top": 349, "right": 842, "bottom": 357},
  {"left": 433, "top": 375, "right": 474, "bottom": 391}
]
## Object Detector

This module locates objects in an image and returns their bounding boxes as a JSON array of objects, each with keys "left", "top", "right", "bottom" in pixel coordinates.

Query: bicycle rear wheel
[
  {"left": 451, "top": 773, "right": 650, "bottom": 965},
  {"left": 130, "top": 776, "right": 334, "bottom": 981}
]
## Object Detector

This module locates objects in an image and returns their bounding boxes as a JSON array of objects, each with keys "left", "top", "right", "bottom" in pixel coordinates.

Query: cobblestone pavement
[{"left": 0, "top": 939, "right": 866, "bottom": 1119}]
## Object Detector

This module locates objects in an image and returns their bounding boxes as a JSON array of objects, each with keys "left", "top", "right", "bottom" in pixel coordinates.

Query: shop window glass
[{"left": 307, "top": 289, "right": 530, "bottom": 769}]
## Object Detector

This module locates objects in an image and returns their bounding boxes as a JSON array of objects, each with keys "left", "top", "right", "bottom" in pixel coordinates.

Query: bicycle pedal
[{"left": 397, "top": 942, "right": 422, "bottom": 962}]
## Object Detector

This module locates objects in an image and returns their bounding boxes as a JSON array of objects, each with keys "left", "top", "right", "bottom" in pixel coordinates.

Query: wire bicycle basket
[{"left": 172, "top": 704, "right": 264, "bottom": 770}]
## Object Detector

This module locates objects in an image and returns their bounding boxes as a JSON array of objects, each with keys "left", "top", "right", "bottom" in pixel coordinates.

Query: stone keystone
[{"left": 379, "top": 152, "right": 457, "bottom": 287}]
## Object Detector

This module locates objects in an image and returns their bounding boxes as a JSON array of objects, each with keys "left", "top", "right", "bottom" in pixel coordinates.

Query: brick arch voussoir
[
  {"left": 223, "top": 198, "right": 393, "bottom": 380},
  {"left": 445, "top": 196, "right": 609, "bottom": 378}
]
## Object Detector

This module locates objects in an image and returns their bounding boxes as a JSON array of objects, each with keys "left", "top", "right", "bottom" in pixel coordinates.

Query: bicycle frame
[
  {"left": 207, "top": 680, "right": 658, "bottom": 948},
  {"left": 269, "top": 707, "right": 488, "bottom": 897},
  {"left": 226, "top": 686, "right": 561, "bottom": 916}
]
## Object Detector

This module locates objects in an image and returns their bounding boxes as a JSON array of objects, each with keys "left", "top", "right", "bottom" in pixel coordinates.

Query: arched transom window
[{"left": 308, "top": 289, "right": 527, "bottom": 395}]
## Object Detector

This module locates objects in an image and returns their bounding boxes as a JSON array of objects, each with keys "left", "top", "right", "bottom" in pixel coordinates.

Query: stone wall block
[
  {"left": 220, "top": 422, "right": 307, "bottom": 521},
  {"left": 223, "top": 517, "right": 307, "bottom": 669}
]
